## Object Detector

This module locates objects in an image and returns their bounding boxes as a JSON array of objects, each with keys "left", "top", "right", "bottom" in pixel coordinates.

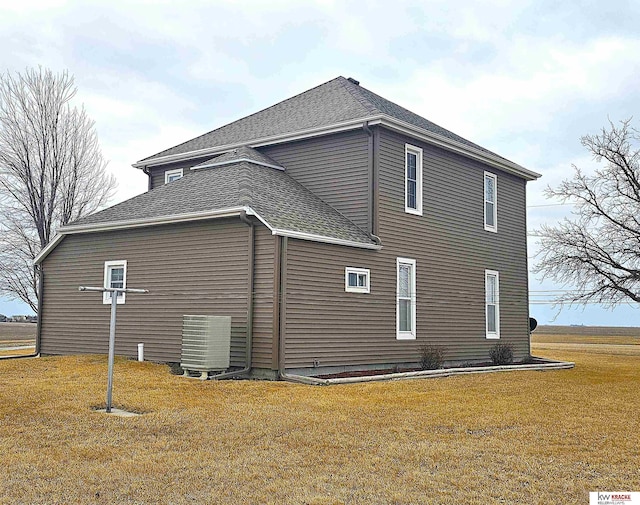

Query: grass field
[
  {"left": 0, "top": 322, "right": 37, "bottom": 341},
  {"left": 0, "top": 333, "right": 638, "bottom": 504},
  {"left": 0, "top": 323, "right": 36, "bottom": 358}
]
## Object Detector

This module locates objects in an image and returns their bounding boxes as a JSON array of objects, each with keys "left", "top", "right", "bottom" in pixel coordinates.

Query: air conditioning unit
[{"left": 181, "top": 315, "right": 231, "bottom": 378}]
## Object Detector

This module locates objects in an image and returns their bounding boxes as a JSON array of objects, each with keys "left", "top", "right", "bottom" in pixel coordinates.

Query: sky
[{"left": 1, "top": 0, "right": 639, "bottom": 325}]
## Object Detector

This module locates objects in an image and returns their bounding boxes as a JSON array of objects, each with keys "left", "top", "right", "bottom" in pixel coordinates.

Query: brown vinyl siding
[
  {"left": 260, "top": 130, "right": 371, "bottom": 231},
  {"left": 377, "top": 128, "right": 529, "bottom": 361},
  {"left": 281, "top": 126, "right": 530, "bottom": 369},
  {"left": 283, "top": 238, "right": 394, "bottom": 369},
  {"left": 251, "top": 227, "right": 275, "bottom": 368},
  {"left": 40, "top": 219, "right": 273, "bottom": 367}
]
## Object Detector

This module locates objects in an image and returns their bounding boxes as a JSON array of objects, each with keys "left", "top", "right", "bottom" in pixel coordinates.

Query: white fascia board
[
  {"left": 33, "top": 234, "right": 65, "bottom": 265},
  {"left": 33, "top": 207, "right": 246, "bottom": 265},
  {"left": 132, "top": 116, "right": 380, "bottom": 169},
  {"left": 58, "top": 207, "right": 246, "bottom": 234},
  {"left": 270, "top": 228, "right": 382, "bottom": 250},
  {"left": 238, "top": 208, "right": 381, "bottom": 249},
  {"left": 370, "top": 116, "right": 542, "bottom": 181},
  {"left": 191, "top": 158, "right": 284, "bottom": 171},
  {"left": 34, "top": 205, "right": 381, "bottom": 265}
]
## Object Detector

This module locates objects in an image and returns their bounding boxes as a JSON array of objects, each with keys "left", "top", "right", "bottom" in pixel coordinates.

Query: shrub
[
  {"left": 419, "top": 345, "right": 446, "bottom": 370},
  {"left": 489, "top": 342, "right": 514, "bottom": 365}
]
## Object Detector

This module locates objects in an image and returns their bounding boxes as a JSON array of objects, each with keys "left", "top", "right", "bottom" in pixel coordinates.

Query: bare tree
[
  {"left": 535, "top": 119, "right": 640, "bottom": 308},
  {"left": 0, "top": 67, "right": 116, "bottom": 312}
]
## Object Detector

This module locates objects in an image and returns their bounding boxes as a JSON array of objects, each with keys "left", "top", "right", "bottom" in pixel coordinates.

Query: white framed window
[
  {"left": 405, "top": 144, "right": 423, "bottom": 215},
  {"left": 485, "top": 269, "right": 500, "bottom": 339},
  {"left": 484, "top": 172, "right": 497, "bottom": 232},
  {"left": 396, "top": 257, "right": 416, "bottom": 340},
  {"left": 345, "top": 267, "right": 370, "bottom": 293},
  {"left": 165, "top": 168, "right": 183, "bottom": 184},
  {"left": 103, "top": 260, "right": 127, "bottom": 305}
]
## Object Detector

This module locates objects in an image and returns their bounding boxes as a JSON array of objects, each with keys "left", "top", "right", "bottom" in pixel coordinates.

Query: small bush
[
  {"left": 489, "top": 342, "right": 513, "bottom": 365},
  {"left": 419, "top": 345, "right": 446, "bottom": 370}
]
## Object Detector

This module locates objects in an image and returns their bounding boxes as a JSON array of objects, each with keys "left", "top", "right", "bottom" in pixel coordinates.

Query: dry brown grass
[
  {"left": 0, "top": 346, "right": 35, "bottom": 357},
  {"left": 1, "top": 343, "right": 639, "bottom": 504},
  {"left": 532, "top": 333, "right": 639, "bottom": 346}
]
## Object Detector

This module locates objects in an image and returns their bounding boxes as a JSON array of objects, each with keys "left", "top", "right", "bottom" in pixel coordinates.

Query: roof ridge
[
  {"left": 337, "top": 77, "right": 381, "bottom": 116},
  {"left": 237, "top": 162, "right": 253, "bottom": 207}
]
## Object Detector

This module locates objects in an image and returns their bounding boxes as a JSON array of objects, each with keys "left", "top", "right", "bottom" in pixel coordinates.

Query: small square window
[
  {"left": 103, "top": 260, "right": 127, "bottom": 304},
  {"left": 345, "top": 267, "right": 370, "bottom": 293},
  {"left": 165, "top": 168, "right": 183, "bottom": 184}
]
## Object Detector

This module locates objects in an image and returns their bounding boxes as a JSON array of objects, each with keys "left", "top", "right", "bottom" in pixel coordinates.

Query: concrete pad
[{"left": 96, "top": 408, "right": 141, "bottom": 417}]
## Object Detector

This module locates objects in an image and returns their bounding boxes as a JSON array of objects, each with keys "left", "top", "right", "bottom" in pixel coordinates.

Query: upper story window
[
  {"left": 485, "top": 269, "right": 500, "bottom": 339},
  {"left": 396, "top": 257, "right": 416, "bottom": 340},
  {"left": 345, "top": 267, "right": 370, "bottom": 293},
  {"left": 165, "top": 168, "right": 183, "bottom": 184},
  {"left": 484, "top": 172, "right": 497, "bottom": 232},
  {"left": 405, "top": 145, "right": 423, "bottom": 215},
  {"left": 103, "top": 260, "right": 127, "bottom": 305}
]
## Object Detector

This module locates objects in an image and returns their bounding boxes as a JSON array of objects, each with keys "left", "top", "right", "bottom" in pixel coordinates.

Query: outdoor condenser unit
[{"left": 180, "top": 315, "right": 231, "bottom": 378}]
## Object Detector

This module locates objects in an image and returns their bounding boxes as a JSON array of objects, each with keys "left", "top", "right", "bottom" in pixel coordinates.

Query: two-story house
[{"left": 34, "top": 76, "right": 540, "bottom": 378}]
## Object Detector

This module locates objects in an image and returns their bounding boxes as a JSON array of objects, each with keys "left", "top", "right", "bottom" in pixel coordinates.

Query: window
[
  {"left": 484, "top": 172, "right": 497, "bottom": 232},
  {"left": 345, "top": 267, "right": 370, "bottom": 293},
  {"left": 485, "top": 270, "right": 500, "bottom": 339},
  {"left": 103, "top": 260, "right": 127, "bottom": 304},
  {"left": 405, "top": 144, "right": 423, "bottom": 215},
  {"left": 165, "top": 168, "right": 183, "bottom": 184},
  {"left": 396, "top": 257, "right": 416, "bottom": 339}
]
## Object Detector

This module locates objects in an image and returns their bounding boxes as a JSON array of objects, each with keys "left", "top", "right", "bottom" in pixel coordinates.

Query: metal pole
[{"left": 106, "top": 292, "right": 118, "bottom": 413}]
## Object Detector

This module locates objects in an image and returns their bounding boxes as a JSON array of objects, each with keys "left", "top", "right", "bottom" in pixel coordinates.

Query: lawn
[{"left": 0, "top": 337, "right": 638, "bottom": 504}]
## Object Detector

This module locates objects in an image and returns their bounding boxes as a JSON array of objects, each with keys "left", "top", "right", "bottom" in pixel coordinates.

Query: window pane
[
  {"left": 407, "top": 181, "right": 417, "bottom": 209},
  {"left": 348, "top": 272, "right": 357, "bottom": 287},
  {"left": 487, "top": 304, "right": 496, "bottom": 332},
  {"left": 485, "top": 202, "right": 494, "bottom": 226},
  {"left": 399, "top": 299, "right": 412, "bottom": 332},
  {"left": 485, "top": 176, "right": 494, "bottom": 203},
  {"left": 486, "top": 274, "right": 496, "bottom": 303},
  {"left": 407, "top": 153, "right": 416, "bottom": 178},
  {"left": 399, "top": 265, "right": 411, "bottom": 297},
  {"left": 357, "top": 273, "right": 367, "bottom": 287},
  {"left": 110, "top": 267, "right": 124, "bottom": 289}
]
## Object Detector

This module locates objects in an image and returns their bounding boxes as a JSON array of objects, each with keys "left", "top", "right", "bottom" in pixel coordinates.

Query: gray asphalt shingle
[
  {"left": 70, "top": 151, "right": 375, "bottom": 246},
  {"left": 139, "top": 76, "right": 508, "bottom": 163}
]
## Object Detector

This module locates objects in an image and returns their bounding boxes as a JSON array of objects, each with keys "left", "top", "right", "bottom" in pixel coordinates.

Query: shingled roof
[
  {"left": 65, "top": 148, "right": 376, "bottom": 248},
  {"left": 138, "top": 76, "right": 510, "bottom": 165}
]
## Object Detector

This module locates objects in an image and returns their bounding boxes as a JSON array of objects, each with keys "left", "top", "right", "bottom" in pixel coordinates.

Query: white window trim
[
  {"left": 484, "top": 171, "right": 497, "bottom": 233},
  {"left": 103, "top": 260, "right": 127, "bottom": 305},
  {"left": 345, "top": 267, "right": 370, "bottom": 294},
  {"left": 405, "top": 144, "right": 423, "bottom": 216},
  {"left": 165, "top": 168, "right": 183, "bottom": 184},
  {"left": 396, "top": 257, "right": 417, "bottom": 340},
  {"left": 485, "top": 269, "right": 500, "bottom": 339}
]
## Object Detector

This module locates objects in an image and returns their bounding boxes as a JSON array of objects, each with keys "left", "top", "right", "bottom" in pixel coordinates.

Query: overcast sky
[{"left": 1, "top": 0, "right": 639, "bottom": 325}]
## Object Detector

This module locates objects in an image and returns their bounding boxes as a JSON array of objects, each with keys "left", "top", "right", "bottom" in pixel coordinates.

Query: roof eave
[
  {"left": 33, "top": 207, "right": 246, "bottom": 265},
  {"left": 370, "top": 116, "right": 542, "bottom": 181},
  {"left": 33, "top": 205, "right": 380, "bottom": 265},
  {"left": 132, "top": 116, "right": 381, "bottom": 169},
  {"left": 134, "top": 114, "right": 540, "bottom": 181}
]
